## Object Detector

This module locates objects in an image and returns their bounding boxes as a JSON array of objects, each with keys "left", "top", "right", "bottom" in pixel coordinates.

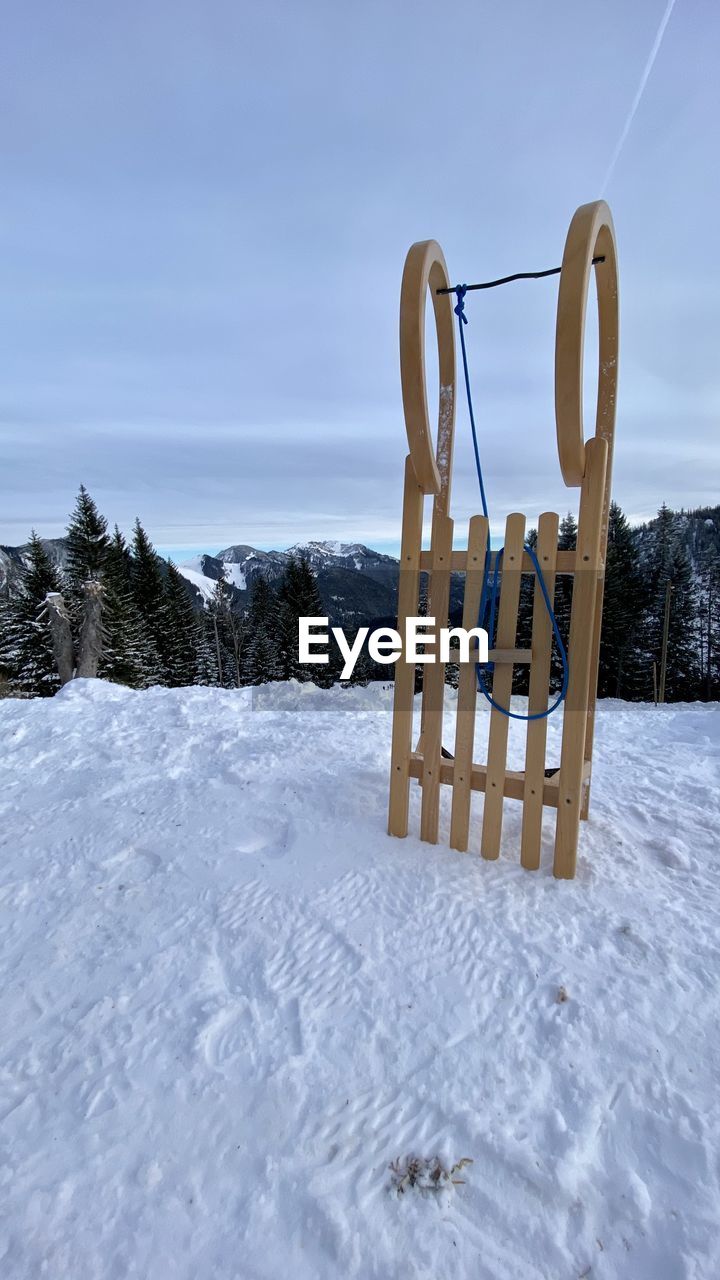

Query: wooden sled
[{"left": 387, "top": 201, "right": 619, "bottom": 879}]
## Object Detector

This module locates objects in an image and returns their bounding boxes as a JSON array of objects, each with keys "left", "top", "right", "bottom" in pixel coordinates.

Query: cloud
[{"left": 1, "top": 0, "right": 717, "bottom": 549}]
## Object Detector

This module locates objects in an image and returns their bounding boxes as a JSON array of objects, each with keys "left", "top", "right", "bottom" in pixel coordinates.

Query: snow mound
[{"left": 1, "top": 684, "right": 719, "bottom": 1278}]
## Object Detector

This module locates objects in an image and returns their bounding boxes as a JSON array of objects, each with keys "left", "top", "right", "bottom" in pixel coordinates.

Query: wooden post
[
  {"left": 481, "top": 513, "right": 525, "bottom": 860},
  {"left": 520, "top": 512, "right": 559, "bottom": 869},
  {"left": 420, "top": 511, "right": 454, "bottom": 843},
  {"left": 388, "top": 457, "right": 425, "bottom": 837},
  {"left": 450, "top": 516, "right": 489, "bottom": 851},
  {"left": 553, "top": 439, "right": 608, "bottom": 879}
]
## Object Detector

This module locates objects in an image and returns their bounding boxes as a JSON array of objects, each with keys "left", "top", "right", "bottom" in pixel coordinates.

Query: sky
[{"left": 2, "top": 0, "right": 719, "bottom": 558}]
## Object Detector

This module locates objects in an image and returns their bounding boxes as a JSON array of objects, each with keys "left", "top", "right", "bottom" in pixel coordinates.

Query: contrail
[{"left": 601, "top": 0, "right": 678, "bottom": 194}]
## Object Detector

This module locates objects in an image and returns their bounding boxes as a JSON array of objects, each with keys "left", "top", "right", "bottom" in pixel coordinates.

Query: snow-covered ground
[{"left": 1, "top": 681, "right": 719, "bottom": 1280}]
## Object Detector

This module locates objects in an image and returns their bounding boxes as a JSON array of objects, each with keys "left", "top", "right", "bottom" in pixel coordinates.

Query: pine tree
[
  {"left": 644, "top": 503, "right": 676, "bottom": 580},
  {"left": 244, "top": 629, "right": 279, "bottom": 686},
  {"left": 276, "top": 556, "right": 303, "bottom": 681},
  {"left": 194, "top": 621, "right": 219, "bottom": 686},
  {"left": 66, "top": 485, "right": 110, "bottom": 592},
  {"left": 698, "top": 550, "right": 720, "bottom": 700},
  {"left": 297, "top": 555, "right": 326, "bottom": 616},
  {"left": 107, "top": 523, "right": 132, "bottom": 577},
  {"left": 344, "top": 632, "right": 374, "bottom": 686},
  {"left": 444, "top": 659, "right": 460, "bottom": 690},
  {"left": 597, "top": 502, "right": 644, "bottom": 698},
  {"left": 276, "top": 554, "right": 330, "bottom": 683},
  {"left": 0, "top": 593, "right": 19, "bottom": 689},
  {"left": 3, "top": 532, "right": 64, "bottom": 697},
  {"left": 638, "top": 505, "right": 700, "bottom": 701},
  {"left": 659, "top": 543, "right": 700, "bottom": 700},
  {"left": 130, "top": 519, "right": 165, "bottom": 615},
  {"left": 159, "top": 560, "right": 201, "bottom": 688},
  {"left": 411, "top": 574, "right": 430, "bottom": 694},
  {"left": 242, "top": 575, "right": 280, "bottom": 685},
  {"left": 298, "top": 557, "right": 334, "bottom": 687},
  {"left": 101, "top": 527, "right": 162, "bottom": 688},
  {"left": 130, "top": 519, "right": 168, "bottom": 679}
]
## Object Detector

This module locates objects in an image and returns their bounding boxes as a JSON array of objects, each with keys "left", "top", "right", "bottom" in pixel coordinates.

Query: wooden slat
[
  {"left": 581, "top": 575, "right": 604, "bottom": 820},
  {"left": 520, "top": 512, "right": 560, "bottom": 870},
  {"left": 449, "top": 515, "right": 488, "bottom": 851},
  {"left": 421, "top": 549, "right": 576, "bottom": 574},
  {"left": 489, "top": 648, "right": 531, "bottom": 664},
  {"left": 419, "top": 511, "right": 454, "bottom": 843},
  {"left": 448, "top": 646, "right": 532, "bottom": 665},
  {"left": 553, "top": 438, "right": 608, "bottom": 878},
  {"left": 480, "top": 513, "right": 526, "bottom": 859},
  {"left": 388, "top": 456, "right": 424, "bottom": 837},
  {"left": 409, "top": 754, "right": 591, "bottom": 806}
]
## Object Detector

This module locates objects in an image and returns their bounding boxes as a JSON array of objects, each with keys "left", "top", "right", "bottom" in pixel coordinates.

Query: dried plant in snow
[{"left": 389, "top": 1155, "right": 473, "bottom": 1196}]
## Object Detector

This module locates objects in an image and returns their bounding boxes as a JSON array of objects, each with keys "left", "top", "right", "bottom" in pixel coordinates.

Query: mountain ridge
[
  {"left": 177, "top": 540, "right": 403, "bottom": 625},
  {"left": 3, "top": 506, "right": 719, "bottom": 630}
]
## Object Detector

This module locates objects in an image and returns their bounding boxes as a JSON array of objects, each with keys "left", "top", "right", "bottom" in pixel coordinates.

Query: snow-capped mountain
[
  {"left": 0, "top": 538, "right": 69, "bottom": 596},
  {"left": 178, "top": 541, "right": 403, "bottom": 626},
  {"left": 216, "top": 539, "right": 399, "bottom": 576},
  {"left": 283, "top": 540, "right": 395, "bottom": 572}
]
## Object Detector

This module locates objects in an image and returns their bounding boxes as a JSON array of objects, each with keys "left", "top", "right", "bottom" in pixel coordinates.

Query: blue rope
[
  {"left": 455, "top": 286, "right": 489, "bottom": 521},
  {"left": 453, "top": 286, "right": 569, "bottom": 720}
]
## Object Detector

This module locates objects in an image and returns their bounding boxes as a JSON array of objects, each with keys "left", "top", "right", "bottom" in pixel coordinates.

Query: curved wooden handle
[
  {"left": 400, "top": 240, "right": 456, "bottom": 499},
  {"left": 555, "top": 201, "right": 619, "bottom": 488}
]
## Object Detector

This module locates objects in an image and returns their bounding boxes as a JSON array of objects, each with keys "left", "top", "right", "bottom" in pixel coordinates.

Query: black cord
[{"left": 436, "top": 255, "right": 605, "bottom": 295}]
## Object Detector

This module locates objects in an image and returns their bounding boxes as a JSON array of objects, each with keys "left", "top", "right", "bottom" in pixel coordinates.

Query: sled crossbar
[
  {"left": 407, "top": 754, "right": 592, "bottom": 807},
  {"left": 446, "top": 648, "right": 533, "bottom": 665},
  {"left": 419, "top": 549, "right": 580, "bottom": 574}
]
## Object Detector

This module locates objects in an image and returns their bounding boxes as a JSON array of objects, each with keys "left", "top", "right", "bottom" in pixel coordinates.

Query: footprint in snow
[
  {"left": 99, "top": 844, "right": 162, "bottom": 885},
  {"left": 233, "top": 815, "right": 294, "bottom": 861}
]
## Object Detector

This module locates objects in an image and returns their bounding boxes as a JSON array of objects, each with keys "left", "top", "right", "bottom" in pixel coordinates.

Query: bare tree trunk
[
  {"left": 230, "top": 618, "right": 244, "bottom": 687},
  {"left": 212, "top": 614, "right": 223, "bottom": 686},
  {"left": 44, "top": 592, "right": 75, "bottom": 686},
  {"left": 77, "top": 580, "right": 105, "bottom": 678}
]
